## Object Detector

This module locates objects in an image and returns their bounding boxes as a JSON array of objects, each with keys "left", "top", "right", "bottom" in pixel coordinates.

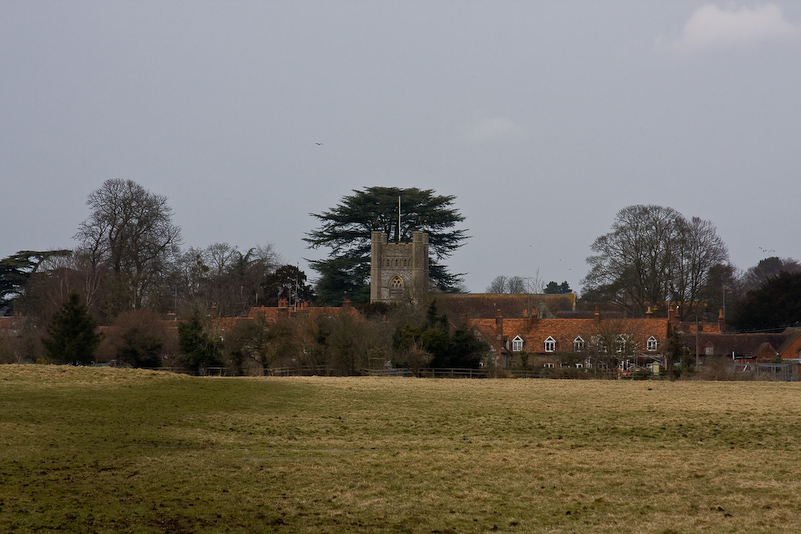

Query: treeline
[
  {"left": 1, "top": 289, "right": 488, "bottom": 375},
  {"left": 2, "top": 183, "right": 800, "bottom": 369},
  {"left": 580, "top": 205, "right": 801, "bottom": 330},
  {"left": 0, "top": 180, "right": 309, "bottom": 325},
  {"left": 0, "top": 180, "right": 488, "bottom": 371},
  {"left": 486, "top": 205, "right": 801, "bottom": 332}
]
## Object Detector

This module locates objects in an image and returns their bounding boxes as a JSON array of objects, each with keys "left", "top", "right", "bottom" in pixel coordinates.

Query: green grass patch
[{"left": 2, "top": 366, "right": 801, "bottom": 532}]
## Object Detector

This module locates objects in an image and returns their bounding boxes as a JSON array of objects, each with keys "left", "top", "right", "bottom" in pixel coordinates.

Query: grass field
[{"left": 2, "top": 366, "right": 801, "bottom": 533}]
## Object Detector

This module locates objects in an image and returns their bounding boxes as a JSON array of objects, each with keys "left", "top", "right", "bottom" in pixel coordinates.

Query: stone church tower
[{"left": 370, "top": 231, "right": 429, "bottom": 303}]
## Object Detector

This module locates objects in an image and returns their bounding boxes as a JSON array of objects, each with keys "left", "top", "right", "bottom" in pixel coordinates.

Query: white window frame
[
  {"left": 573, "top": 336, "right": 585, "bottom": 353},
  {"left": 647, "top": 336, "right": 658, "bottom": 352},
  {"left": 615, "top": 335, "right": 627, "bottom": 354},
  {"left": 511, "top": 335, "right": 524, "bottom": 352},
  {"left": 544, "top": 336, "right": 556, "bottom": 353}
]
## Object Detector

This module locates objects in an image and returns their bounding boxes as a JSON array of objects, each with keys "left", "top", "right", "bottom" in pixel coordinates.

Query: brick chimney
[
  {"left": 667, "top": 304, "right": 680, "bottom": 333},
  {"left": 594, "top": 305, "right": 600, "bottom": 321},
  {"left": 529, "top": 307, "right": 538, "bottom": 326},
  {"left": 718, "top": 308, "right": 725, "bottom": 333},
  {"left": 495, "top": 309, "right": 503, "bottom": 340}
]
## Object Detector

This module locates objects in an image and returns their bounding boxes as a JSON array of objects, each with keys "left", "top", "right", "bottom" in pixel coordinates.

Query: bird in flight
[{"left": 315, "top": 142, "right": 323, "bottom": 145}]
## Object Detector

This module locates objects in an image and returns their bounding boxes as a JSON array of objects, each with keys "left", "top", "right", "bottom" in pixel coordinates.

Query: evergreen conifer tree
[
  {"left": 43, "top": 291, "right": 102, "bottom": 365},
  {"left": 178, "top": 313, "right": 221, "bottom": 374}
]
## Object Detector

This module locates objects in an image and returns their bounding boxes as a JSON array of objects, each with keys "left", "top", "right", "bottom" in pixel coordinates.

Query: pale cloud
[
  {"left": 666, "top": 4, "right": 800, "bottom": 53},
  {"left": 463, "top": 113, "right": 524, "bottom": 143}
]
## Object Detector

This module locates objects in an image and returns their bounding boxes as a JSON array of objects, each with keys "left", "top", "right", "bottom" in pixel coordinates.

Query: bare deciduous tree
[
  {"left": 507, "top": 276, "right": 526, "bottom": 294},
  {"left": 582, "top": 205, "right": 729, "bottom": 319},
  {"left": 585, "top": 318, "right": 643, "bottom": 375},
  {"left": 170, "top": 242, "right": 281, "bottom": 318},
  {"left": 487, "top": 274, "right": 533, "bottom": 294},
  {"left": 486, "top": 275, "right": 508, "bottom": 294},
  {"left": 671, "top": 216, "right": 729, "bottom": 320},
  {"left": 75, "top": 179, "right": 182, "bottom": 316}
]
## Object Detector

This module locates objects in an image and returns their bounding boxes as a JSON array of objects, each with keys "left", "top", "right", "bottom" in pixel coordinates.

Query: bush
[
  {"left": 689, "top": 357, "right": 737, "bottom": 381},
  {"left": 99, "top": 309, "right": 174, "bottom": 368}
]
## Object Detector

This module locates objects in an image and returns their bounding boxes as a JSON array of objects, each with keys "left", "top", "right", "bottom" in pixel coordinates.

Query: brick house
[{"left": 466, "top": 306, "right": 676, "bottom": 373}]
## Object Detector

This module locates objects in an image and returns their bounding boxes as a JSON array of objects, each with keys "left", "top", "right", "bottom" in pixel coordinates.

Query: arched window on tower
[{"left": 390, "top": 276, "right": 404, "bottom": 297}]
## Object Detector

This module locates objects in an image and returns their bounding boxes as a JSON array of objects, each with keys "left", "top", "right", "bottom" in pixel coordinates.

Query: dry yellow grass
[{"left": 2, "top": 366, "right": 801, "bottom": 533}]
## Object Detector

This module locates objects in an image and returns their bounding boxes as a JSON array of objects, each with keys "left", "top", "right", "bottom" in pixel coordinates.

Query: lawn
[{"left": 2, "top": 365, "right": 801, "bottom": 533}]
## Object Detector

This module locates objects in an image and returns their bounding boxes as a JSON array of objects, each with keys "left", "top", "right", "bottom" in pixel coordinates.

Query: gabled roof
[
  {"left": 682, "top": 332, "right": 788, "bottom": 359},
  {"left": 776, "top": 328, "right": 801, "bottom": 357},
  {"left": 753, "top": 342, "right": 779, "bottom": 360}
]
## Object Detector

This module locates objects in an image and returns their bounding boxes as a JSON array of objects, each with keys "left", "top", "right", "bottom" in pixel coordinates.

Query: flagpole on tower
[{"left": 398, "top": 195, "right": 401, "bottom": 243}]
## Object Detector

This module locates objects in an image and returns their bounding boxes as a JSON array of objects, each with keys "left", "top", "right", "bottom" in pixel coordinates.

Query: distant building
[
  {"left": 370, "top": 231, "right": 429, "bottom": 303},
  {"left": 466, "top": 306, "right": 674, "bottom": 372}
]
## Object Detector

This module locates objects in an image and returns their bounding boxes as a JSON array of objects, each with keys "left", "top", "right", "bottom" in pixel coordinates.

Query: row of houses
[{"left": 461, "top": 301, "right": 801, "bottom": 376}]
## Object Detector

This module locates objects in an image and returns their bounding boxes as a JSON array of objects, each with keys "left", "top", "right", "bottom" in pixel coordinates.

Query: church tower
[{"left": 370, "top": 231, "right": 429, "bottom": 303}]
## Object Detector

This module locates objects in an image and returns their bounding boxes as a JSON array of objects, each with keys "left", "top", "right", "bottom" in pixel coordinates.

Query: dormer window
[
  {"left": 512, "top": 335, "right": 523, "bottom": 352},
  {"left": 647, "top": 336, "right": 658, "bottom": 352},
  {"left": 544, "top": 336, "right": 556, "bottom": 353},
  {"left": 573, "top": 336, "right": 585, "bottom": 352},
  {"left": 592, "top": 336, "right": 608, "bottom": 353},
  {"left": 616, "top": 335, "right": 627, "bottom": 354}
]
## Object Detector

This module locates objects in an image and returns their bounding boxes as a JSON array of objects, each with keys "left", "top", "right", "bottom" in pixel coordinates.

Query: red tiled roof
[
  {"left": 684, "top": 331, "right": 792, "bottom": 360},
  {"left": 467, "top": 314, "right": 669, "bottom": 355}
]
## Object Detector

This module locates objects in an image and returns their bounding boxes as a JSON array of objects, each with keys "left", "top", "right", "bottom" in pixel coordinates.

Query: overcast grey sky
[{"left": 2, "top": 1, "right": 799, "bottom": 294}]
